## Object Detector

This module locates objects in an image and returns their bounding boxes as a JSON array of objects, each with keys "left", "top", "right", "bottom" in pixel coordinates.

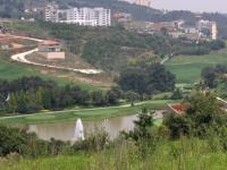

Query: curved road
[{"left": 8, "top": 34, "right": 103, "bottom": 75}]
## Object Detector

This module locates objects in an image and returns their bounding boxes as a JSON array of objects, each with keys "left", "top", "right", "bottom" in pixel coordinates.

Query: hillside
[
  {"left": 8, "top": 21, "right": 225, "bottom": 73},
  {"left": 0, "top": 0, "right": 161, "bottom": 20},
  {"left": 1, "top": 0, "right": 227, "bottom": 38},
  {"left": 57, "top": 0, "right": 161, "bottom": 20}
]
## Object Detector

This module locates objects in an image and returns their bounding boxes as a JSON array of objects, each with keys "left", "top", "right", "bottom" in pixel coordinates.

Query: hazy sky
[{"left": 152, "top": 0, "right": 226, "bottom": 13}]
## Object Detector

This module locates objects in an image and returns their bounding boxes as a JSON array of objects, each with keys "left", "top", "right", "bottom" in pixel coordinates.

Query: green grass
[
  {"left": 0, "top": 100, "right": 173, "bottom": 125},
  {"left": 165, "top": 53, "right": 227, "bottom": 84},
  {"left": 0, "top": 52, "right": 101, "bottom": 91},
  {"left": 0, "top": 56, "right": 39, "bottom": 80},
  {"left": 1, "top": 137, "right": 226, "bottom": 170}
]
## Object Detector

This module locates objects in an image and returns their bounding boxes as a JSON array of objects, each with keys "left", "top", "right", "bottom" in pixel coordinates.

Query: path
[
  {"left": 160, "top": 56, "right": 170, "bottom": 64},
  {"left": 3, "top": 34, "right": 103, "bottom": 75}
]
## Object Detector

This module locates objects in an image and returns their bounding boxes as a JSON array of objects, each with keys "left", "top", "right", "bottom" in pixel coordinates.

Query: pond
[{"left": 18, "top": 111, "right": 164, "bottom": 141}]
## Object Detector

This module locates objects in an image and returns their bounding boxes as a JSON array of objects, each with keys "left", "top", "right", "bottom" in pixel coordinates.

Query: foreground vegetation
[
  {"left": 0, "top": 92, "right": 227, "bottom": 169},
  {"left": 1, "top": 137, "right": 226, "bottom": 170}
]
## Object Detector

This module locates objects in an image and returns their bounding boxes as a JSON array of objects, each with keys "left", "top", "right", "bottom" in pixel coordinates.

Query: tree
[
  {"left": 165, "top": 91, "right": 227, "bottom": 139},
  {"left": 171, "top": 88, "right": 183, "bottom": 100},
  {"left": 118, "top": 67, "right": 147, "bottom": 95},
  {"left": 118, "top": 63, "right": 176, "bottom": 95},
  {"left": 201, "top": 64, "right": 227, "bottom": 88},
  {"left": 121, "top": 107, "right": 158, "bottom": 158},
  {"left": 122, "top": 107, "right": 155, "bottom": 142}
]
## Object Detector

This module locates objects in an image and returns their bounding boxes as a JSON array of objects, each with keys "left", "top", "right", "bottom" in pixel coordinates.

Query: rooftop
[
  {"left": 167, "top": 103, "right": 188, "bottom": 115},
  {"left": 40, "top": 40, "right": 60, "bottom": 46}
]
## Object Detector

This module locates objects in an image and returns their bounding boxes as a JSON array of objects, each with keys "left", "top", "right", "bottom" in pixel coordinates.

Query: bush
[{"left": 72, "top": 128, "right": 110, "bottom": 152}]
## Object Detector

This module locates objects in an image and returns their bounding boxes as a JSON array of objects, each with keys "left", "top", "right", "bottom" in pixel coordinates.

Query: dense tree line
[
  {"left": 0, "top": 77, "right": 120, "bottom": 114},
  {"left": 0, "top": 0, "right": 25, "bottom": 18},
  {"left": 118, "top": 63, "right": 176, "bottom": 96},
  {"left": 178, "top": 40, "right": 225, "bottom": 56}
]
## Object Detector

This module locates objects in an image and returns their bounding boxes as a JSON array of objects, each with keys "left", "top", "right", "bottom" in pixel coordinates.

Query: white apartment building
[
  {"left": 63, "top": 7, "right": 111, "bottom": 26},
  {"left": 197, "top": 20, "right": 218, "bottom": 40},
  {"left": 45, "top": 5, "right": 111, "bottom": 26},
  {"left": 211, "top": 22, "right": 218, "bottom": 40},
  {"left": 44, "top": 3, "right": 59, "bottom": 22},
  {"left": 119, "top": 0, "right": 152, "bottom": 7},
  {"left": 134, "top": 0, "right": 152, "bottom": 7}
]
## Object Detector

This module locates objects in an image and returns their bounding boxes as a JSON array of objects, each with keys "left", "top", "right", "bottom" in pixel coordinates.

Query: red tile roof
[
  {"left": 40, "top": 40, "right": 60, "bottom": 46},
  {"left": 167, "top": 103, "right": 188, "bottom": 115}
]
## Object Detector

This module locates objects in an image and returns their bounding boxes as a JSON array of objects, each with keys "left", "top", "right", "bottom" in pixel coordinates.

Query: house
[{"left": 38, "top": 40, "right": 65, "bottom": 60}]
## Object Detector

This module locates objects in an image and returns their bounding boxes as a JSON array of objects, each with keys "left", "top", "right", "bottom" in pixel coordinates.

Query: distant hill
[
  {"left": 56, "top": 0, "right": 162, "bottom": 21},
  {"left": 41, "top": 1, "right": 227, "bottom": 39},
  {"left": 1, "top": 0, "right": 227, "bottom": 39}
]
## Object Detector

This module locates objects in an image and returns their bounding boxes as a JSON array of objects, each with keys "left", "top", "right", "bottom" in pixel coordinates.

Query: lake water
[
  {"left": 20, "top": 114, "right": 138, "bottom": 141},
  {"left": 16, "top": 110, "right": 164, "bottom": 141}
]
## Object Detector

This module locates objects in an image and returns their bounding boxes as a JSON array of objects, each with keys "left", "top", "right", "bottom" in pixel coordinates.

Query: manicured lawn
[
  {"left": 165, "top": 53, "right": 227, "bottom": 84},
  {"left": 0, "top": 100, "right": 173, "bottom": 125}
]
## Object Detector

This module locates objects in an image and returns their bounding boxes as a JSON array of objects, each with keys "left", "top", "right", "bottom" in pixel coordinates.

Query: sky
[{"left": 152, "top": 0, "right": 227, "bottom": 13}]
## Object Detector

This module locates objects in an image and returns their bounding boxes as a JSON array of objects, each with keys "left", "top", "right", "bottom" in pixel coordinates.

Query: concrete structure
[
  {"left": 211, "top": 22, "right": 218, "bottom": 40},
  {"left": 44, "top": 3, "right": 59, "bottom": 22},
  {"left": 45, "top": 4, "right": 111, "bottom": 26},
  {"left": 38, "top": 40, "right": 65, "bottom": 60},
  {"left": 134, "top": 0, "right": 152, "bottom": 7},
  {"left": 58, "top": 7, "right": 111, "bottom": 26},
  {"left": 119, "top": 0, "right": 152, "bottom": 7},
  {"left": 197, "top": 20, "right": 218, "bottom": 40}
]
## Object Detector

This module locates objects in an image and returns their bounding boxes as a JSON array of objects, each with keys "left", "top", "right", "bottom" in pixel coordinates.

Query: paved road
[{"left": 5, "top": 34, "right": 103, "bottom": 74}]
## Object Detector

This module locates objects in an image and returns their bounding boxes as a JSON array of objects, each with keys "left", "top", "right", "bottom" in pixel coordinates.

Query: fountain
[{"left": 71, "top": 118, "right": 85, "bottom": 142}]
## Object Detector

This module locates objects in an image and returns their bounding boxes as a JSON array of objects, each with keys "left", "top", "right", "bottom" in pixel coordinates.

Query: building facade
[
  {"left": 45, "top": 5, "right": 111, "bottom": 26},
  {"left": 134, "top": 0, "right": 152, "bottom": 7},
  {"left": 119, "top": 0, "right": 152, "bottom": 7},
  {"left": 38, "top": 40, "right": 65, "bottom": 60},
  {"left": 44, "top": 3, "right": 58, "bottom": 22},
  {"left": 197, "top": 20, "right": 218, "bottom": 40}
]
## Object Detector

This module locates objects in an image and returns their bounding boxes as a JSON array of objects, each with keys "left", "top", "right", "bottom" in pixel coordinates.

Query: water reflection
[{"left": 24, "top": 114, "right": 138, "bottom": 141}]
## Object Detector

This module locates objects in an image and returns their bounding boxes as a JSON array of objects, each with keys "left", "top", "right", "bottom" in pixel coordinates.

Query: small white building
[{"left": 38, "top": 40, "right": 65, "bottom": 60}]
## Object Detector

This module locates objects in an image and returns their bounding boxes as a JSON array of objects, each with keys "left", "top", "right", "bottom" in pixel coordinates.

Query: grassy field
[
  {"left": 0, "top": 51, "right": 101, "bottom": 90},
  {"left": 1, "top": 137, "right": 226, "bottom": 170},
  {"left": 165, "top": 52, "right": 227, "bottom": 84},
  {"left": 0, "top": 54, "right": 39, "bottom": 80},
  {"left": 0, "top": 100, "right": 173, "bottom": 125}
]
